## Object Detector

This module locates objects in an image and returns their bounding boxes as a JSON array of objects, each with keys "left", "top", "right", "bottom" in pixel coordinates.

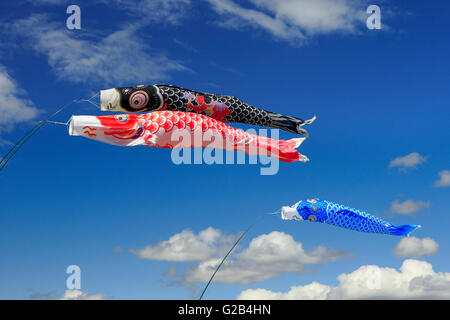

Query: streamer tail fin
[
  {"left": 268, "top": 137, "right": 309, "bottom": 163},
  {"left": 388, "top": 224, "right": 421, "bottom": 237},
  {"left": 268, "top": 112, "right": 316, "bottom": 137}
]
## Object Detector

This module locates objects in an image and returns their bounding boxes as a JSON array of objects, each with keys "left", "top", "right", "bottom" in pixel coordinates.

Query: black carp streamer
[{"left": 100, "top": 84, "right": 316, "bottom": 136}]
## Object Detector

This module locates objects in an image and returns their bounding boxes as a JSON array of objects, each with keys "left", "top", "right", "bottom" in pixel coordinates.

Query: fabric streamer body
[
  {"left": 281, "top": 199, "right": 421, "bottom": 236},
  {"left": 69, "top": 111, "right": 308, "bottom": 162},
  {"left": 99, "top": 84, "right": 316, "bottom": 136}
]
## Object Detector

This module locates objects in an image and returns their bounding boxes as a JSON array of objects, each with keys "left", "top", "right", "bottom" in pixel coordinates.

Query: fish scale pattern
[
  {"left": 292, "top": 199, "right": 420, "bottom": 236},
  {"left": 157, "top": 84, "right": 273, "bottom": 127},
  {"left": 70, "top": 112, "right": 308, "bottom": 162},
  {"left": 113, "top": 84, "right": 312, "bottom": 135},
  {"left": 323, "top": 200, "right": 391, "bottom": 234}
]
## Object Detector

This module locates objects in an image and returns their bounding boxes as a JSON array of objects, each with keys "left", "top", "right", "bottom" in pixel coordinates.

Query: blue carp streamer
[{"left": 281, "top": 199, "right": 421, "bottom": 236}]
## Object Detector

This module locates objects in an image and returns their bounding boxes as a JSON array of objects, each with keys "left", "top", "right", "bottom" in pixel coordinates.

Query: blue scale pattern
[{"left": 294, "top": 199, "right": 420, "bottom": 236}]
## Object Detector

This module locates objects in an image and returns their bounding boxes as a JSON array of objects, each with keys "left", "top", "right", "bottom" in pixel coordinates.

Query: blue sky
[{"left": 0, "top": 0, "right": 449, "bottom": 299}]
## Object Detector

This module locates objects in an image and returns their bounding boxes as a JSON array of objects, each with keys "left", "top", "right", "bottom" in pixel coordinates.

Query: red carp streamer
[{"left": 69, "top": 111, "right": 308, "bottom": 162}]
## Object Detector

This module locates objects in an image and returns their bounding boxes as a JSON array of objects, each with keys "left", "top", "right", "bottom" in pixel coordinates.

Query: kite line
[
  {"left": 0, "top": 93, "right": 98, "bottom": 172},
  {"left": 198, "top": 210, "right": 280, "bottom": 300}
]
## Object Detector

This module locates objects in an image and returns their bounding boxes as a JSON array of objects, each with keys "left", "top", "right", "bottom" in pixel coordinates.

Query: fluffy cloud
[
  {"left": 8, "top": 15, "right": 187, "bottom": 86},
  {"left": 205, "top": 0, "right": 366, "bottom": 44},
  {"left": 394, "top": 237, "right": 439, "bottom": 258},
  {"left": 238, "top": 259, "right": 450, "bottom": 300},
  {"left": 6, "top": 0, "right": 373, "bottom": 86},
  {"left": 238, "top": 282, "right": 331, "bottom": 300},
  {"left": 131, "top": 228, "right": 348, "bottom": 285},
  {"left": 31, "top": 0, "right": 368, "bottom": 46},
  {"left": 130, "top": 227, "right": 236, "bottom": 262},
  {"left": 389, "top": 152, "right": 427, "bottom": 170},
  {"left": 389, "top": 200, "right": 430, "bottom": 215},
  {"left": 434, "top": 170, "right": 450, "bottom": 188},
  {"left": 0, "top": 65, "right": 39, "bottom": 129},
  {"left": 134, "top": 229, "right": 349, "bottom": 286},
  {"left": 182, "top": 231, "right": 348, "bottom": 285}
]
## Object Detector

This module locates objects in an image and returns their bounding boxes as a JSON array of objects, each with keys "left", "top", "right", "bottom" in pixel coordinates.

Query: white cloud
[
  {"left": 181, "top": 231, "right": 348, "bottom": 285},
  {"left": 28, "top": 0, "right": 191, "bottom": 25},
  {"left": 434, "top": 170, "right": 450, "bottom": 188},
  {"left": 250, "top": 0, "right": 364, "bottom": 34},
  {"left": 238, "top": 259, "right": 450, "bottom": 300},
  {"left": 390, "top": 200, "right": 430, "bottom": 215},
  {"left": 8, "top": 15, "right": 187, "bottom": 86},
  {"left": 0, "top": 65, "right": 39, "bottom": 130},
  {"left": 131, "top": 229, "right": 348, "bottom": 285},
  {"left": 389, "top": 152, "right": 427, "bottom": 170},
  {"left": 60, "top": 290, "right": 107, "bottom": 300},
  {"left": 104, "top": 0, "right": 191, "bottom": 25},
  {"left": 205, "top": 0, "right": 366, "bottom": 44},
  {"left": 130, "top": 227, "right": 236, "bottom": 262},
  {"left": 205, "top": 0, "right": 305, "bottom": 42},
  {"left": 394, "top": 237, "right": 439, "bottom": 258},
  {"left": 238, "top": 282, "right": 331, "bottom": 300}
]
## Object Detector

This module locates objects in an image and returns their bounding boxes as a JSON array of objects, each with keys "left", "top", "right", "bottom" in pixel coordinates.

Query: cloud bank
[
  {"left": 130, "top": 227, "right": 236, "bottom": 262},
  {"left": 183, "top": 231, "right": 348, "bottom": 285},
  {"left": 205, "top": 0, "right": 367, "bottom": 45},
  {"left": 131, "top": 228, "right": 349, "bottom": 286},
  {"left": 238, "top": 259, "right": 450, "bottom": 299},
  {"left": 8, "top": 15, "right": 187, "bottom": 86}
]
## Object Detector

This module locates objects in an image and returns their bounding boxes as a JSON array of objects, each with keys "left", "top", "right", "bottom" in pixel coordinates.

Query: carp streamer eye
[
  {"left": 129, "top": 91, "right": 149, "bottom": 109},
  {"left": 115, "top": 115, "right": 129, "bottom": 123},
  {"left": 308, "top": 215, "right": 317, "bottom": 222}
]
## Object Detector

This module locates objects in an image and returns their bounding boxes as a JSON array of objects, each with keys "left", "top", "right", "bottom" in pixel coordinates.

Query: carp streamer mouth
[
  {"left": 104, "top": 124, "right": 144, "bottom": 140},
  {"left": 131, "top": 124, "right": 144, "bottom": 139}
]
